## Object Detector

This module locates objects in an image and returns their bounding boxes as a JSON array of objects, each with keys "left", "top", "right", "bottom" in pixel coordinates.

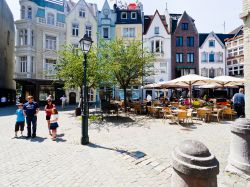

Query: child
[
  {"left": 15, "top": 103, "right": 25, "bottom": 137},
  {"left": 50, "top": 108, "right": 59, "bottom": 141}
]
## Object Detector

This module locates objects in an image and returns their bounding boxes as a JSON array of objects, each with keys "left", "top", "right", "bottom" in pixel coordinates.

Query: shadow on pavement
[
  {"left": 55, "top": 137, "right": 67, "bottom": 142},
  {"left": 87, "top": 143, "right": 129, "bottom": 154},
  {"left": 29, "top": 136, "right": 47, "bottom": 143},
  {"left": 103, "top": 116, "right": 135, "bottom": 123},
  {"left": 57, "top": 133, "right": 65, "bottom": 137}
]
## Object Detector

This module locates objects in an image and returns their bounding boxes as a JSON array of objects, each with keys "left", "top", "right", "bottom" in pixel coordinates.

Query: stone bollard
[
  {"left": 171, "top": 140, "right": 219, "bottom": 187},
  {"left": 226, "top": 118, "right": 250, "bottom": 175}
]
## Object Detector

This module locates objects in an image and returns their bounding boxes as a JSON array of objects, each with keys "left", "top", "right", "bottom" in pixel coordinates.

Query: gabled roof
[
  {"left": 101, "top": 0, "right": 110, "bottom": 11},
  {"left": 66, "top": 0, "right": 97, "bottom": 19},
  {"left": 199, "top": 32, "right": 235, "bottom": 47},
  {"left": 173, "top": 11, "right": 198, "bottom": 34},
  {"left": 143, "top": 10, "right": 169, "bottom": 35},
  {"left": 229, "top": 25, "right": 243, "bottom": 36}
]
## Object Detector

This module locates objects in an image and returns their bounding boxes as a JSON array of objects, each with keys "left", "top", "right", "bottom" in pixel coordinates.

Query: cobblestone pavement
[{"left": 0, "top": 106, "right": 250, "bottom": 186}]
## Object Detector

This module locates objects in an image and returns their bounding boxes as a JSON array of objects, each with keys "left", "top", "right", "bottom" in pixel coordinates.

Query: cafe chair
[{"left": 177, "top": 111, "right": 188, "bottom": 125}]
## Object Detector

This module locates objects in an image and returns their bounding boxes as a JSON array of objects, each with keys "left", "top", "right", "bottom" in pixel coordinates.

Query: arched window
[
  {"left": 28, "top": 7, "right": 32, "bottom": 19},
  {"left": 47, "top": 13, "right": 55, "bottom": 25},
  {"left": 21, "top": 6, "right": 25, "bottom": 19},
  {"left": 209, "top": 68, "right": 215, "bottom": 78},
  {"left": 201, "top": 68, "right": 208, "bottom": 77}
]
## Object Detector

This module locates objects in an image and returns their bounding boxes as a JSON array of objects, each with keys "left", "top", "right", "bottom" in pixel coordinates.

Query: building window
[
  {"left": 47, "top": 13, "right": 55, "bottom": 25},
  {"left": 209, "top": 68, "right": 215, "bottom": 78},
  {"left": 79, "top": 9, "right": 85, "bottom": 17},
  {"left": 216, "top": 68, "right": 223, "bottom": 76},
  {"left": 187, "top": 37, "right": 194, "bottom": 47},
  {"left": 45, "top": 35, "right": 57, "bottom": 50},
  {"left": 121, "top": 12, "right": 127, "bottom": 19},
  {"left": 176, "top": 36, "right": 183, "bottom": 46},
  {"left": 201, "top": 52, "right": 207, "bottom": 62},
  {"left": 85, "top": 25, "right": 92, "bottom": 37},
  {"left": 88, "top": 88, "right": 94, "bottom": 102},
  {"left": 122, "top": 28, "right": 135, "bottom": 38},
  {"left": 19, "top": 29, "right": 28, "bottom": 46},
  {"left": 176, "top": 53, "right": 184, "bottom": 63},
  {"left": 217, "top": 52, "right": 223, "bottom": 62},
  {"left": 21, "top": 6, "right": 25, "bottom": 19},
  {"left": 103, "top": 27, "right": 109, "bottom": 39},
  {"left": 72, "top": 24, "right": 79, "bottom": 36},
  {"left": 31, "top": 30, "right": 34, "bottom": 46},
  {"left": 28, "top": 7, "right": 32, "bottom": 19},
  {"left": 131, "top": 12, "right": 137, "bottom": 19},
  {"left": 201, "top": 68, "right": 208, "bottom": 77},
  {"left": 187, "top": 53, "right": 194, "bottom": 63},
  {"left": 181, "top": 23, "right": 188, "bottom": 30},
  {"left": 44, "top": 59, "right": 56, "bottom": 76},
  {"left": 151, "top": 41, "right": 154, "bottom": 53},
  {"left": 209, "top": 52, "right": 215, "bottom": 62},
  {"left": 209, "top": 40, "right": 215, "bottom": 47},
  {"left": 20, "top": 56, "right": 27, "bottom": 73},
  {"left": 31, "top": 57, "right": 34, "bottom": 73},
  {"left": 154, "top": 27, "right": 159, "bottom": 34},
  {"left": 155, "top": 40, "right": 160, "bottom": 53}
]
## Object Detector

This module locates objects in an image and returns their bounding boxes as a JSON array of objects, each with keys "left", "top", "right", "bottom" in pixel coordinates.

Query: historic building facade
[
  {"left": 170, "top": 11, "right": 199, "bottom": 79},
  {"left": 225, "top": 26, "right": 244, "bottom": 77},
  {"left": 15, "top": 0, "right": 66, "bottom": 104},
  {"left": 199, "top": 32, "right": 233, "bottom": 78},
  {"left": 143, "top": 8, "right": 171, "bottom": 99},
  {"left": 65, "top": 0, "right": 98, "bottom": 104},
  {"left": 0, "top": 0, "right": 15, "bottom": 106},
  {"left": 97, "top": 0, "right": 116, "bottom": 41}
]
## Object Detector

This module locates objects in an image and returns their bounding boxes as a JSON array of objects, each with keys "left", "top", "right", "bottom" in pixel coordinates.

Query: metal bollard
[
  {"left": 171, "top": 140, "right": 219, "bottom": 187},
  {"left": 226, "top": 118, "right": 250, "bottom": 175}
]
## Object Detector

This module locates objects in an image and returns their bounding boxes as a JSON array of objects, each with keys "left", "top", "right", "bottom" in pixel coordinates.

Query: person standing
[
  {"left": 44, "top": 98, "right": 55, "bottom": 136},
  {"left": 232, "top": 88, "right": 245, "bottom": 118},
  {"left": 23, "top": 96, "right": 39, "bottom": 138},
  {"left": 60, "top": 95, "right": 67, "bottom": 109},
  {"left": 50, "top": 109, "right": 59, "bottom": 141},
  {"left": 15, "top": 103, "right": 25, "bottom": 137}
]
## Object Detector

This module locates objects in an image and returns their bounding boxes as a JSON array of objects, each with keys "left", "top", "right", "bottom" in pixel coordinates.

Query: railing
[
  {"left": 37, "top": 18, "right": 65, "bottom": 28},
  {"left": 15, "top": 72, "right": 35, "bottom": 79}
]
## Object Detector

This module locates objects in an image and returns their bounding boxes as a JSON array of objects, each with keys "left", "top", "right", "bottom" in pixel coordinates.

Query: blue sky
[{"left": 6, "top": 0, "right": 243, "bottom": 33}]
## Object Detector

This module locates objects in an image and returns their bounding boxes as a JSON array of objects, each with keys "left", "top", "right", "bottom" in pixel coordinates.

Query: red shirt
[{"left": 45, "top": 104, "right": 55, "bottom": 117}]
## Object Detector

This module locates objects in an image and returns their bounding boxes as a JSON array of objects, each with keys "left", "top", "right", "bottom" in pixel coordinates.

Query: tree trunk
[{"left": 123, "top": 87, "right": 127, "bottom": 112}]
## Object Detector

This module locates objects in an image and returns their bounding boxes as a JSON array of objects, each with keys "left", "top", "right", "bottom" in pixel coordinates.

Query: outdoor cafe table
[{"left": 151, "top": 106, "right": 163, "bottom": 118}]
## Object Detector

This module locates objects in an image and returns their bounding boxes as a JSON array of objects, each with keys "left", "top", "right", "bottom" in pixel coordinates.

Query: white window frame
[
  {"left": 131, "top": 12, "right": 137, "bottom": 19},
  {"left": 44, "top": 59, "right": 56, "bottom": 76},
  {"left": 85, "top": 25, "right": 92, "bottom": 37},
  {"left": 27, "top": 7, "right": 32, "bottom": 19},
  {"left": 121, "top": 12, "right": 127, "bottom": 19},
  {"left": 45, "top": 35, "right": 57, "bottom": 50},
  {"left": 72, "top": 24, "right": 79, "bottom": 36},
  {"left": 20, "top": 56, "right": 27, "bottom": 73},
  {"left": 122, "top": 28, "right": 135, "bottom": 38},
  {"left": 21, "top": 6, "right": 25, "bottom": 19},
  {"left": 47, "top": 13, "right": 55, "bottom": 25},
  {"left": 79, "top": 9, "right": 86, "bottom": 17},
  {"left": 103, "top": 27, "right": 109, "bottom": 39},
  {"left": 154, "top": 27, "right": 159, "bottom": 34}
]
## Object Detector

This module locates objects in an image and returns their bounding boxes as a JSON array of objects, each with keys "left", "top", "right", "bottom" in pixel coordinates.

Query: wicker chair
[
  {"left": 197, "top": 109, "right": 207, "bottom": 121},
  {"left": 162, "top": 107, "right": 175, "bottom": 122},
  {"left": 211, "top": 109, "right": 223, "bottom": 122},
  {"left": 222, "top": 108, "right": 234, "bottom": 120},
  {"left": 177, "top": 111, "right": 188, "bottom": 125}
]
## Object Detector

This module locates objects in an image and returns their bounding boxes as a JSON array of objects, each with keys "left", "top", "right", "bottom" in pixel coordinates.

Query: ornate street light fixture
[{"left": 79, "top": 34, "right": 93, "bottom": 145}]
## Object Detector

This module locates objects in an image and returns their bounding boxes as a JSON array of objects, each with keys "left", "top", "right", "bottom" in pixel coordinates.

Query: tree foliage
[{"left": 56, "top": 45, "right": 110, "bottom": 90}]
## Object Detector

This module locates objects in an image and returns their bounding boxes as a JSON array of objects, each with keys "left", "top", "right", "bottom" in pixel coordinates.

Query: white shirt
[
  {"left": 51, "top": 114, "right": 59, "bottom": 121},
  {"left": 147, "top": 95, "right": 152, "bottom": 102},
  {"left": 60, "top": 97, "right": 66, "bottom": 102}
]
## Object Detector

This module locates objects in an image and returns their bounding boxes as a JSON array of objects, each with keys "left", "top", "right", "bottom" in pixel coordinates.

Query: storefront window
[{"left": 39, "top": 85, "right": 55, "bottom": 101}]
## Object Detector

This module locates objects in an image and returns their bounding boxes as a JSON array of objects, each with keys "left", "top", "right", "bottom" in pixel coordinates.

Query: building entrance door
[{"left": 69, "top": 92, "right": 76, "bottom": 105}]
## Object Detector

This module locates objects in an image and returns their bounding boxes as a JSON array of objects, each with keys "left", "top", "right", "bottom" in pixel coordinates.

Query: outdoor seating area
[{"left": 109, "top": 99, "right": 238, "bottom": 125}]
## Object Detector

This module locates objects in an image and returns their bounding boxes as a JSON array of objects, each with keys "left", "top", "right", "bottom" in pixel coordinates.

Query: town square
[{"left": 1, "top": 0, "right": 250, "bottom": 186}]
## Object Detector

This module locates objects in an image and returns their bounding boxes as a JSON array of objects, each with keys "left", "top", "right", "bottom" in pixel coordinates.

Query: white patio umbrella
[
  {"left": 159, "top": 74, "right": 214, "bottom": 104},
  {"left": 213, "top": 76, "right": 245, "bottom": 87},
  {"left": 142, "top": 83, "right": 161, "bottom": 89}
]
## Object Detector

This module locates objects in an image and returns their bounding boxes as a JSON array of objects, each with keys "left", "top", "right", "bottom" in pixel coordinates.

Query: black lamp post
[{"left": 79, "top": 34, "right": 93, "bottom": 145}]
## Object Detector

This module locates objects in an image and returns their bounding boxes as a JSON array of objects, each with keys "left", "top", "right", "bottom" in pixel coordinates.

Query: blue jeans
[{"left": 26, "top": 116, "right": 37, "bottom": 137}]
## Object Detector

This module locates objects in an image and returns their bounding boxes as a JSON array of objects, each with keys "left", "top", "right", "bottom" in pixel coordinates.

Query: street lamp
[{"left": 79, "top": 34, "right": 93, "bottom": 145}]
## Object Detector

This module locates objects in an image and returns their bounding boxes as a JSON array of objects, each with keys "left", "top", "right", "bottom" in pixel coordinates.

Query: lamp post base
[{"left": 81, "top": 136, "right": 89, "bottom": 145}]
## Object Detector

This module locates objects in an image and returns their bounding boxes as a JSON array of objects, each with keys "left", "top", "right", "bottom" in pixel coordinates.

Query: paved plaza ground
[{"left": 0, "top": 106, "right": 249, "bottom": 186}]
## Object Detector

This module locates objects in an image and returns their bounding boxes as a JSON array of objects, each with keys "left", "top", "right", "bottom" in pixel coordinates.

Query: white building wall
[{"left": 199, "top": 33, "right": 226, "bottom": 78}]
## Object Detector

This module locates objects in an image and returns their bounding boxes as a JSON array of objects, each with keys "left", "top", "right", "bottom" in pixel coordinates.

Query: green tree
[
  {"left": 100, "top": 39, "right": 154, "bottom": 111},
  {"left": 56, "top": 45, "right": 110, "bottom": 96}
]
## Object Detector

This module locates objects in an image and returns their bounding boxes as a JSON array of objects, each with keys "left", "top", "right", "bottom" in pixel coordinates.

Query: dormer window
[
  {"left": 181, "top": 23, "right": 188, "bottom": 30},
  {"left": 121, "top": 12, "right": 127, "bottom": 19},
  {"left": 131, "top": 12, "right": 136, "bottom": 19},
  {"left": 209, "top": 40, "right": 215, "bottom": 47},
  {"left": 79, "top": 9, "right": 85, "bottom": 17},
  {"left": 154, "top": 27, "right": 159, "bottom": 34}
]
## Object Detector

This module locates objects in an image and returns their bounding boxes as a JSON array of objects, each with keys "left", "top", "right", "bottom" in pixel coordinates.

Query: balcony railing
[{"left": 15, "top": 72, "right": 35, "bottom": 79}]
